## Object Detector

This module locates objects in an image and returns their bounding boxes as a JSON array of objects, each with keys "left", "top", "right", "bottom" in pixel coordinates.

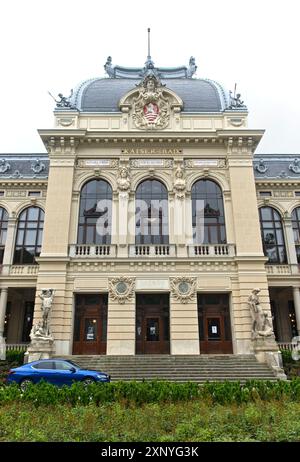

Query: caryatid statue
[{"left": 173, "top": 165, "right": 186, "bottom": 199}]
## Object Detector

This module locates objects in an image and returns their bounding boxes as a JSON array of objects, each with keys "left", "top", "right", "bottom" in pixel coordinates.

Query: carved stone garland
[
  {"left": 109, "top": 277, "right": 135, "bottom": 304},
  {"left": 170, "top": 277, "right": 197, "bottom": 304}
]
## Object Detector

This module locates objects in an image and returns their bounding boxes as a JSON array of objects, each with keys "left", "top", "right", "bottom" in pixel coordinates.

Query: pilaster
[{"left": 0, "top": 288, "right": 8, "bottom": 359}]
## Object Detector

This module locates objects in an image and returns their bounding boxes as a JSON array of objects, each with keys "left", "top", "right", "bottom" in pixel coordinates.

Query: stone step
[{"left": 54, "top": 354, "right": 278, "bottom": 382}]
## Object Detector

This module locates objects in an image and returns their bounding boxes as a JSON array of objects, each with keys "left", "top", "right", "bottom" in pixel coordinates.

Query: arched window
[
  {"left": 135, "top": 179, "right": 169, "bottom": 245},
  {"left": 78, "top": 179, "right": 112, "bottom": 245},
  {"left": 191, "top": 179, "right": 226, "bottom": 244},
  {"left": 14, "top": 207, "right": 44, "bottom": 264},
  {"left": 292, "top": 207, "right": 300, "bottom": 263},
  {"left": 0, "top": 207, "right": 8, "bottom": 263},
  {"left": 259, "top": 207, "right": 287, "bottom": 263}
]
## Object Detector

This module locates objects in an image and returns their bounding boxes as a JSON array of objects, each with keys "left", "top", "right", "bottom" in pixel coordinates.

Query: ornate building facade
[{"left": 0, "top": 55, "right": 299, "bottom": 367}]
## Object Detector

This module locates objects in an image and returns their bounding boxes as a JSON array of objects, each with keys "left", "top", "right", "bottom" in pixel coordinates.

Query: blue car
[{"left": 7, "top": 359, "right": 110, "bottom": 390}]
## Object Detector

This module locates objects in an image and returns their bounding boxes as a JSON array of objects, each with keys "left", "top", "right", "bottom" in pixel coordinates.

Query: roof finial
[
  {"left": 147, "top": 27, "right": 151, "bottom": 61},
  {"left": 145, "top": 27, "right": 154, "bottom": 69}
]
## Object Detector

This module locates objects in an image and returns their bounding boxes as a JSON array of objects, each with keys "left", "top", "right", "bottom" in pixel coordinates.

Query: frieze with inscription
[
  {"left": 184, "top": 159, "right": 226, "bottom": 168},
  {"left": 77, "top": 159, "right": 119, "bottom": 168},
  {"left": 122, "top": 148, "right": 182, "bottom": 155},
  {"left": 130, "top": 159, "right": 173, "bottom": 168}
]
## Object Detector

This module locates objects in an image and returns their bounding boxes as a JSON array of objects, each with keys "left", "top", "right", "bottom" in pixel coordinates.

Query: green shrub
[
  {"left": 5, "top": 350, "right": 25, "bottom": 366},
  {"left": 1, "top": 379, "right": 300, "bottom": 407},
  {"left": 280, "top": 349, "right": 293, "bottom": 365}
]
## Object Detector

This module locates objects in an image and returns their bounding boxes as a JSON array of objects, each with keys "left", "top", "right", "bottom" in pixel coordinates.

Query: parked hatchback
[{"left": 7, "top": 359, "right": 110, "bottom": 390}]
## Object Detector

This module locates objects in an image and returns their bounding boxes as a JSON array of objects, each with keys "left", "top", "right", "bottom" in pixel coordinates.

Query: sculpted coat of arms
[{"left": 132, "top": 75, "right": 170, "bottom": 130}]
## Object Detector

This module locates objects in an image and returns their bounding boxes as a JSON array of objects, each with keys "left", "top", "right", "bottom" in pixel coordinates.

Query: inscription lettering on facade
[
  {"left": 122, "top": 148, "right": 182, "bottom": 155},
  {"left": 77, "top": 159, "right": 118, "bottom": 167}
]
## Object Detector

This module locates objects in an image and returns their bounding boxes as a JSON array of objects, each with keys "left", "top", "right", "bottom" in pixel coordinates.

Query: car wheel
[
  {"left": 20, "top": 378, "right": 33, "bottom": 392},
  {"left": 82, "top": 377, "right": 95, "bottom": 386}
]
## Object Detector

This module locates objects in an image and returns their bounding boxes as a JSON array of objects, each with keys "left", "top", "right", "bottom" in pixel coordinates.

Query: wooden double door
[
  {"left": 136, "top": 294, "right": 170, "bottom": 354},
  {"left": 198, "top": 294, "right": 233, "bottom": 354},
  {"left": 73, "top": 294, "right": 108, "bottom": 355}
]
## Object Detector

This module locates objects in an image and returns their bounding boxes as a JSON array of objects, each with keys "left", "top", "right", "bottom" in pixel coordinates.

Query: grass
[{"left": 1, "top": 400, "right": 300, "bottom": 442}]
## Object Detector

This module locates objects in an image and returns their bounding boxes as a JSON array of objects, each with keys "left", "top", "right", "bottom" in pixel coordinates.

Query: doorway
[
  {"left": 136, "top": 293, "right": 170, "bottom": 354},
  {"left": 198, "top": 293, "right": 233, "bottom": 354},
  {"left": 73, "top": 294, "right": 108, "bottom": 355}
]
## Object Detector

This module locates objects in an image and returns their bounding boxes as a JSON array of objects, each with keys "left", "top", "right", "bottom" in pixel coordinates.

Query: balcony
[
  {"left": 265, "top": 264, "right": 300, "bottom": 276},
  {"left": 69, "top": 244, "right": 117, "bottom": 258},
  {"left": 9, "top": 265, "right": 39, "bottom": 275},
  {"left": 68, "top": 243, "right": 237, "bottom": 259},
  {"left": 129, "top": 244, "right": 176, "bottom": 257},
  {"left": 188, "top": 244, "right": 236, "bottom": 258}
]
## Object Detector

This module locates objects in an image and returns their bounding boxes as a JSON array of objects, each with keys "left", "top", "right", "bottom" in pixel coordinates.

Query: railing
[
  {"left": 5, "top": 343, "right": 29, "bottom": 352},
  {"left": 265, "top": 264, "right": 300, "bottom": 275},
  {"left": 278, "top": 342, "right": 298, "bottom": 351},
  {"left": 9, "top": 265, "right": 39, "bottom": 275},
  {"left": 129, "top": 244, "right": 176, "bottom": 257},
  {"left": 69, "top": 244, "right": 117, "bottom": 258},
  {"left": 188, "top": 244, "right": 236, "bottom": 257}
]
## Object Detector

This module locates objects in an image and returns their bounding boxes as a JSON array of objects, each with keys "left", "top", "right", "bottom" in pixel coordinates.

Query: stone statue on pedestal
[
  {"left": 26, "top": 289, "right": 55, "bottom": 362},
  {"left": 248, "top": 288, "right": 273, "bottom": 339}
]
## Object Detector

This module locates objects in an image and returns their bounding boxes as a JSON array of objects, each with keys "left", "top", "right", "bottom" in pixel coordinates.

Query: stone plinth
[
  {"left": 25, "top": 338, "right": 55, "bottom": 363},
  {"left": 0, "top": 337, "right": 6, "bottom": 361},
  {"left": 253, "top": 336, "right": 287, "bottom": 380}
]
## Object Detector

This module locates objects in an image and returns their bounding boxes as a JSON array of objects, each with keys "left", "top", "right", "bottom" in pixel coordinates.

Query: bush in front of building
[
  {"left": 0, "top": 350, "right": 25, "bottom": 385},
  {"left": 280, "top": 349, "right": 300, "bottom": 378},
  {"left": 1, "top": 379, "right": 300, "bottom": 406},
  {"left": 5, "top": 350, "right": 25, "bottom": 365}
]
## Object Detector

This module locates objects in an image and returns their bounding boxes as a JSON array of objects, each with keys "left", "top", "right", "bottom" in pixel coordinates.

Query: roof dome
[
  {"left": 63, "top": 57, "right": 246, "bottom": 114},
  {"left": 71, "top": 77, "right": 230, "bottom": 113}
]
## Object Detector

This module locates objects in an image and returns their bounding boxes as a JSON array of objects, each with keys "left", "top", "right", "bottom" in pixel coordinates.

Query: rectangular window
[
  {"left": 0, "top": 191, "right": 4, "bottom": 196},
  {"left": 295, "top": 192, "right": 300, "bottom": 197}
]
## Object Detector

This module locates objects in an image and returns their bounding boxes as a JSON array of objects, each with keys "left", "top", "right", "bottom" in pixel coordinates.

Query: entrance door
[
  {"left": 198, "top": 294, "right": 233, "bottom": 354},
  {"left": 136, "top": 294, "right": 170, "bottom": 354},
  {"left": 73, "top": 294, "right": 108, "bottom": 355}
]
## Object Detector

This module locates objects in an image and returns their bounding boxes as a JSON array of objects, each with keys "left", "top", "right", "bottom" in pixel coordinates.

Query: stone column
[
  {"left": 117, "top": 192, "right": 129, "bottom": 257},
  {"left": 293, "top": 287, "right": 300, "bottom": 336},
  {"left": 173, "top": 195, "right": 188, "bottom": 257},
  {"left": 184, "top": 192, "right": 193, "bottom": 245},
  {"left": 0, "top": 288, "right": 8, "bottom": 360},
  {"left": 2, "top": 217, "right": 17, "bottom": 275},
  {"left": 282, "top": 215, "right": 298, "bottom": 267},
  {"left": 111, "top": 191, "right": 118, "bottom": 246}
]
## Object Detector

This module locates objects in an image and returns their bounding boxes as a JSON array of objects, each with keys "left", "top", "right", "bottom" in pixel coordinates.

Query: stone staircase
[{"left": 56, "top": 354, "right": 278, "bottom": 382}]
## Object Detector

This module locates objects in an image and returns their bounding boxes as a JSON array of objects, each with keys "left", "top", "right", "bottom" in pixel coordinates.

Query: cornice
[
  {"left": 255, "top": 180, "right": 300, "bottom": 187},
  {"left": 37, "top": 130, "right": 264, "bottom": 147},
  {"left": 0, "top": 180, "right": 48, "bottom": 187}
]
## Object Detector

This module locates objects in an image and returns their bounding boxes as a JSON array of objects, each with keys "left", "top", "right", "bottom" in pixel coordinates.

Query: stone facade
[{"left": 0, "top": 58, "right": 299, "bottom": 366}]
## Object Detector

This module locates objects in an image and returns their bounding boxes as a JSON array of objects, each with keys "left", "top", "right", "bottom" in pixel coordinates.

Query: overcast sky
[{"left": 0, "top": 0, "right": 299, "bottom": 154}]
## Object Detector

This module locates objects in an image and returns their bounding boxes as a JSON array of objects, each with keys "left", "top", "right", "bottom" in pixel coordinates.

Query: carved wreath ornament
[
  {"left": 170, "top": 277, "right": 197, "bottom": 304},
  {"left": 108, "top": 277, "right": 135, "bottom": 304}
]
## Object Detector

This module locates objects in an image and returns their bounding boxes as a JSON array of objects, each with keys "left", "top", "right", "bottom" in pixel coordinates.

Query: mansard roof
[
  {"left": 70, "top": 77, "right": 230, "bottom": 113},
  {"left": 0, "top": 153, "right": 49, "bottom": 180},
  {"left": 254, "top": 154, "right": 300, "bottom": 180}
]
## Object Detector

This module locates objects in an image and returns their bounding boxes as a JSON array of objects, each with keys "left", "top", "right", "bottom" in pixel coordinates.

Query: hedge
[{"left": 2, "top": 379, "right": 300, "bottom": 406}]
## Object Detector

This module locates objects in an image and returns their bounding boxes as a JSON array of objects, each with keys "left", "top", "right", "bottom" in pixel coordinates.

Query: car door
[
  {"left": 53, "top": 360, "right": 78, "bottom": 386},
  {"left": 32, "top": 361, "right": 57, "bottom": 384}
]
